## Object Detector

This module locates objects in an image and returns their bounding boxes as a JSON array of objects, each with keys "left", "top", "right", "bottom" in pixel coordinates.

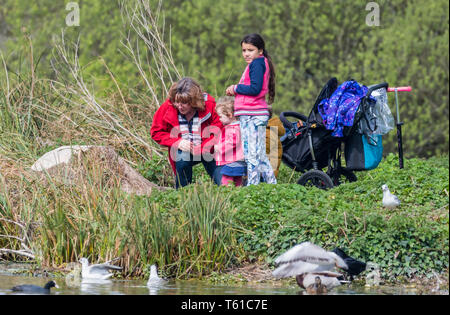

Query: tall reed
[
  {"left": 1, "top": 163, "right": 243, "bottom": 278},
  {"left": 175, "top": 184, "right": 240, "bottom": 278}
]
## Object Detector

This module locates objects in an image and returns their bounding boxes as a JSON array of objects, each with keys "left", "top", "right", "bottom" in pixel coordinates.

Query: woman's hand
[
  {"left": 226, "top": 85, "right": 236, "bottom": 96},
  {"left": 178, "top": 139, "right": 192, "bottom": 152}
]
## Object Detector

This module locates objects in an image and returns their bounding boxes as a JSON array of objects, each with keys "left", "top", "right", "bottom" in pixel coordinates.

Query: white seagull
[
  {"left": 272, "top": 242, "right": 349, "bottom": 292},
  {"left": 147, "top": 264, "right": 168, "bottom": 287},
  {"left": 79, "top": 257, "right": 122, "bottom": 280},
  {"left": 382, "top": 184, "right": 400, "bottom": 209}
]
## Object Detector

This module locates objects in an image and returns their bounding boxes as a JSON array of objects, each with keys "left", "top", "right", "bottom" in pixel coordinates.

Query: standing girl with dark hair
[{"left": 226, "top": 33, "right": 277, "bottom": 185}]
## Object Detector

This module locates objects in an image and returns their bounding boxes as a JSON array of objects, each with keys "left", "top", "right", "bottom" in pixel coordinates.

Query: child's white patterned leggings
[{"left": 239, "top": 115, "right": 277, "bottom": 185}]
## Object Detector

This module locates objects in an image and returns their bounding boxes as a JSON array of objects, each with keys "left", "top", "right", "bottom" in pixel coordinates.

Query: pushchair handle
[
  {"left": 279, "top": 111, "right": 308, "bottom": 129},
  {"left": 366, "top": 82, "right": 389, "bottom": 97}
]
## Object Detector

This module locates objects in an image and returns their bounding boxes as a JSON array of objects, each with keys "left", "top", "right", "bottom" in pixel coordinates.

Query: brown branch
[
  {"left": 0, "top": 248, "right": 35, "bottom": 259},
  {"left": 0, "top": 218, "right": 36, "bottom": 259}
]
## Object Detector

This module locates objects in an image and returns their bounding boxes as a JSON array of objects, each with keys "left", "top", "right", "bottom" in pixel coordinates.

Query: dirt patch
[{"left": 224, "top": 263, "right": 274, "bottom": 282}]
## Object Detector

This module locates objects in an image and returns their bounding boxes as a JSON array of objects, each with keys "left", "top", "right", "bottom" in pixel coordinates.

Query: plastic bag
[
  {"left": 357, "top": 99, "right": 376, "bottom": 133},
  {"left": 371, "top": 88, "right": 395, "bottom": 135},
  {"left": 357, "top": 87, "right": 395, "bottom": 137}
]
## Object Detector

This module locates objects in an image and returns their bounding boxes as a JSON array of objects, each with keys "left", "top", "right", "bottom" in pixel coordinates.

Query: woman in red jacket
[{"left": 151, "top": 77, "right": 223, "bottom": 188}]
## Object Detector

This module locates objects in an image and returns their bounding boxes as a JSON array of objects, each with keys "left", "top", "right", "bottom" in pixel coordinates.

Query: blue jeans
[{"left": 175, "top": 150, "right": 222, "bottom": 189}]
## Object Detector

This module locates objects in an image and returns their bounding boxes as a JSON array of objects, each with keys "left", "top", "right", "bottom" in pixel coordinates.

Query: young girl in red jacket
[
  {"left": 226, "top": 33, "right": 277, "bottom": 186},
  {"left": 214, "top": 96, "right": 246, "bottom": 186}
]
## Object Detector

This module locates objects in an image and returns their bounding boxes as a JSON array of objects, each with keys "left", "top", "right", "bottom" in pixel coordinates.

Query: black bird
[
  {"left": 332, "top": 248, "right": 366, "bottom": 280},
  {"left": 11, "top": 280, "right": 59, "bottom": 294}
]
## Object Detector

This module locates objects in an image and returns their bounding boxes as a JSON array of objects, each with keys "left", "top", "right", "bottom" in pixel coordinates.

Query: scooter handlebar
[{"left": 387, "top": 86, "right": 412, "bottom": 92}]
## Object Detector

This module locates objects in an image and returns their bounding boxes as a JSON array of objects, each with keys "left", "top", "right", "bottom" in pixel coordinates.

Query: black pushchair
[{"left": 280, "top": 77, "right": 388, "bottom": 189}]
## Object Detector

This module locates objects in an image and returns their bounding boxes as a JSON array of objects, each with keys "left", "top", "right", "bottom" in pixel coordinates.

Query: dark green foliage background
[{"left": 0, "top": 0, "right": 448, "bottom": 157}]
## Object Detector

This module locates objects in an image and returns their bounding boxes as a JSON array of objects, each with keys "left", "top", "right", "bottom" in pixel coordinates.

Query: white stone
[{"left": 31, "top": 145, "right": 92, "bottom": 171}]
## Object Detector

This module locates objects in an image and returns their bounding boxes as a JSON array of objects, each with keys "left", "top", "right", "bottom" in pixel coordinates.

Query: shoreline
[{"left": 1, "top": 261, "right": 448, "bottom": 295}]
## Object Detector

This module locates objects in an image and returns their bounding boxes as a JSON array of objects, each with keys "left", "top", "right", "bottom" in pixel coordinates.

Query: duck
[
  {"left": 305, "top": 275, "right": 328, "bottom": 294},
  {"left": 382, "top": 184, "right": 400, "bottom": 209},
  {"left": 272, "top": 242, "right": 349, "bottom": 292},
  {"left": 79, "top": 257, "right": 122, "bottom": 280},
  {"left": 147, "top": 264, "right": 168, "bottom": 287},
  {"left": 297, "top": 271, "right": 344, "bottom": 292},
  {"left": 11, "top": 280, "right": 58, "bottom": 294}
]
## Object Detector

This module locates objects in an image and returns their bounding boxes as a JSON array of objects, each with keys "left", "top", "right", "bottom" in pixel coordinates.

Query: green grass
[{"left": 230, "top": 154, "right": 449, "bottom": 281}]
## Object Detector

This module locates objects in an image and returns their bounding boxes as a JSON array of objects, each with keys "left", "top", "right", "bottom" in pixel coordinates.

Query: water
[{"left": 0, "top": 273, "right": 430, "bottom": 295}]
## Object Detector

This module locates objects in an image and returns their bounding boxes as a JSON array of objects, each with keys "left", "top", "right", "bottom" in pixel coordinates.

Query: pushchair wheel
[{"left": 297, "top": 170, "right": 334, "bottom": 190}]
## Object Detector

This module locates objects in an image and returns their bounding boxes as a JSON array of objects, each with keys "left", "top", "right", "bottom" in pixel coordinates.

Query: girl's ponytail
[
  {"left": 262, "top": 49, "right": 276, "bottom": 104},
  {"left": 241, "top": 33, "right": 276, "bottom": 104}
]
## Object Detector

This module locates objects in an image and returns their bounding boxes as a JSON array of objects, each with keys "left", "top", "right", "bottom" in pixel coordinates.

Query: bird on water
[{"left": 11, "top": 280, "right": 58, "bottom": 294}]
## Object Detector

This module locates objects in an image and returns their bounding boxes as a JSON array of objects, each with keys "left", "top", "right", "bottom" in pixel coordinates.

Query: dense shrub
[{"left": 1, "top": 0, "right": 448, "bottom": 157}]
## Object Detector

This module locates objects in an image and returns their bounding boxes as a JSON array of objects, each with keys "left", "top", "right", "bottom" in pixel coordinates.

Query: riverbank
[{"left": 1, "top": 154, "right": 448, "bottom": 286}]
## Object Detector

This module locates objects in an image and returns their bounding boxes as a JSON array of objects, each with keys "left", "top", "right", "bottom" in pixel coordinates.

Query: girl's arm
[{"left": 235, "top": 57, "right": 266, "bottom": 96}]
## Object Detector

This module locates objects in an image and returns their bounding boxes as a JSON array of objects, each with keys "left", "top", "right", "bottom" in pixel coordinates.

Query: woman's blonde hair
[
  {"left": 215, "top": 96, "right": 235, "bottom": 118},
  {"left": 168, "top": 77, "right": 205, "bottom": 111}
]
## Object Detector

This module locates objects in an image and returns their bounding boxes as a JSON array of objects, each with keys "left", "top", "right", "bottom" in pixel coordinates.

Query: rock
[
  {"left": 31, "top": 145, "right": 167, "bottom": 195},
  {"left": 31, "top": 145, "right": 92, "bottom": 171}
]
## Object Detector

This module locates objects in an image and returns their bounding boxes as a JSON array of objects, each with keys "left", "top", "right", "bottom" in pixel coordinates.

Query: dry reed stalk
[
  {"left": 49, "top": 30, "right": 162, "bottom": 161},
  {"left": 119, "top": 0, "right": 181, "bottom": 104},
  {"left": 0, "top": 51, "right": 11, "bottom": 107}
]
